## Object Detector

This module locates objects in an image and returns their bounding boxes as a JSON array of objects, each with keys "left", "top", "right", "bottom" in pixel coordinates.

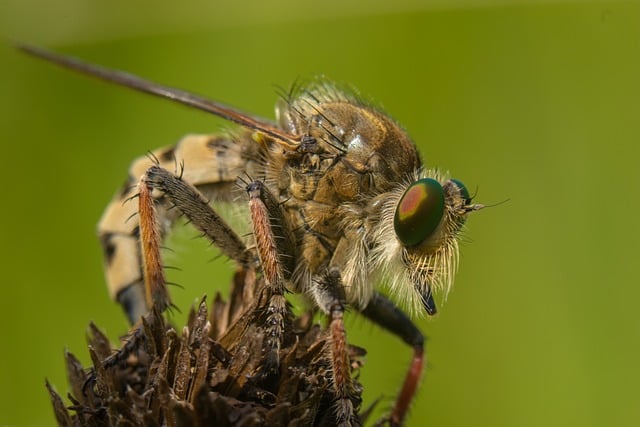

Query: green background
[{"left": 2, "top": 1, "right": 639, "bottom": 426}]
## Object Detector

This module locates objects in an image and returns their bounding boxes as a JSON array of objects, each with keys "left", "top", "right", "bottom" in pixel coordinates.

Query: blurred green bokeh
[{"left": 2, "top": 1, "right": 639, "bottom": 426}]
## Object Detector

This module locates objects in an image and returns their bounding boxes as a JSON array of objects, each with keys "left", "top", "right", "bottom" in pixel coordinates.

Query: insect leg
[
  {"left": 245, "top": 180, "right": 295, "bottom": 377},
  {"left": 93, "top": 171, "right": 175, "bottom": 373},
  {"left": 314, "top": 268, "right": 360, "bottom": 427},
  {"left": 360, "top": 292, "right": 425, "bottom": 427},
  {"left": 137, "top": 173, "right": 170, "bottom": 312},
  {"left": 94, "top": 165, "right": 253, "bottom": 378},
  {"left": 98, "top": 132, "right": 261, "bottom": 323},
  {"left": 142, "top": 165, "right": 253, "bottom": 267}
]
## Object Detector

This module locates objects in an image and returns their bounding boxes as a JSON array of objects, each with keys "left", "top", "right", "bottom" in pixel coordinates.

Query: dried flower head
[{"left": 47, "top": 270, "right": 369, "bottom": 426}]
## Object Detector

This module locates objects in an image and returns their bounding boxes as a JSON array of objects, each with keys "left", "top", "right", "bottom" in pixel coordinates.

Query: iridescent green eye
[
  {"left": 394, "top": 178, "right": 445, "bottom": 247},
  {"left": 450, "top": 178, "right": 471, "bottom": 205}
]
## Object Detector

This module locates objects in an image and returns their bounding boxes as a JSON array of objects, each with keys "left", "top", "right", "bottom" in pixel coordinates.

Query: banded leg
[
  {"left": 360, "top": 293, "right": 425, "bottom": 427},
  {"left": 99, "top": 131, "right": 263, "bottom": 323}
]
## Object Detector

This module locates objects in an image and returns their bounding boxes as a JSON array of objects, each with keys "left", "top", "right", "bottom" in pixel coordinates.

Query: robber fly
[{"left": 20, "top": 44, "right": 483, "bottom": 426}]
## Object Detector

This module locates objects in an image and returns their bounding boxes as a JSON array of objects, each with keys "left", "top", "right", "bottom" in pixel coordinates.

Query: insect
[{"left": 21, "top": 44, "right": 483, "bottom": 426}]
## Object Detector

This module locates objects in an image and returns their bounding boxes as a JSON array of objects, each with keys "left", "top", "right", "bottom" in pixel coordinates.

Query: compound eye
[
  {"left": 450, "top": 178, "right": 471, "bottom": 205},
  {"left": 394, "top": 178, "right": 445, "bottom": 247}
]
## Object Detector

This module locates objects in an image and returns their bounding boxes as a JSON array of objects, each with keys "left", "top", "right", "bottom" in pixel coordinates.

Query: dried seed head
[{"left": 48, "top": 270, "right": 369, "bottom": 426}]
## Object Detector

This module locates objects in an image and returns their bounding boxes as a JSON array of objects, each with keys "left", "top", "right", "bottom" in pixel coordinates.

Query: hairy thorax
[{"left": 264, "top": 89, "right": 421, "bottom": 297}]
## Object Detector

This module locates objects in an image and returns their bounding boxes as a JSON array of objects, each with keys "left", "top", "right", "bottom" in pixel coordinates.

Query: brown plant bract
[{"left": 47, "top": 270, "right": 368, "bottom": 426}]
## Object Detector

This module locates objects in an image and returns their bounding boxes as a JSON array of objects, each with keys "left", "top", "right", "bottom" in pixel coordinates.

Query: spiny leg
[
  {"left": 98, "top": 160, "right": 255, "bottom": 372},
  {"left": 108, "top": 165, "right": 252, "bottom": 337},
  {"left": 245, "top": 180, "right": 295, "bottom": 378},
  {"left": 360, "top": 292, "right": 425, "bottom": 427},
  {"left": 142, "top": 165, "right": 254, "bottom": 269},
  {"left": 131, "top": 163, "right": 255, "bottom": 323},
  {"left": 99, "top": 132, "right": 262, "bottom": 323},
  {"left": 96, "top": 173, "right": 173, "bottom": 372},
  {"left": 314, "top": 268, "right": 360, "bottom": 427},
  {"left": 138, "top": 174, "right": 170, "bottom": 311}
]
